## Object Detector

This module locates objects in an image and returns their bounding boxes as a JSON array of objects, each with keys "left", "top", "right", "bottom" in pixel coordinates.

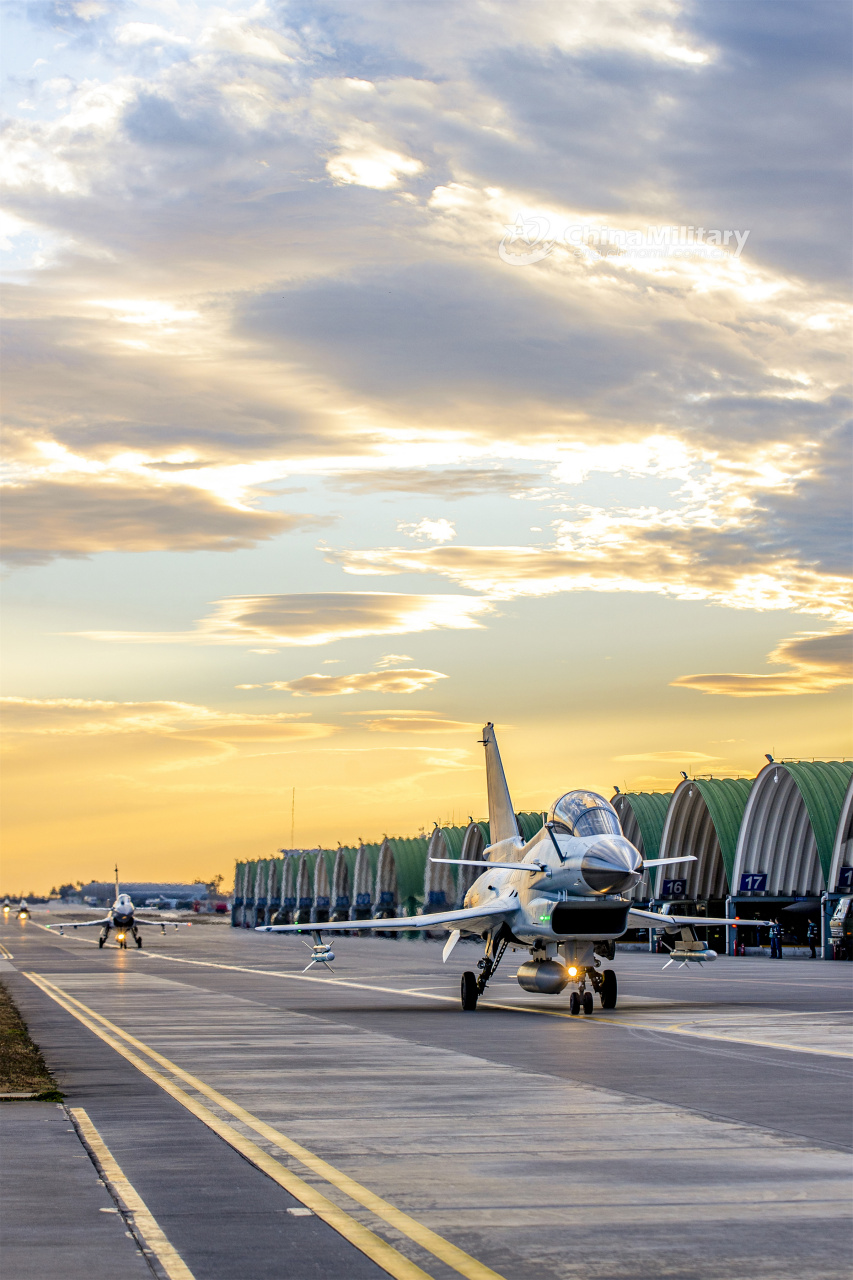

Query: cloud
[
  {"left": 375, "top": 653, "right": 413, "bottom": 667},
  {"left": 0, "top": 478, "right": 319, "bottom": 564},
  {"left": 0, "top": 697, "right": 335, "bottom": 741},
  {"left": 613, "top": 751, "right": 720, "bottom": 763},
  {"left": 398, "top": 517, "right": 456, "bottom": 543},
  {"left": 330, "top": 467, "right": 543, "bottom": 498},
  {"left": 671, "top": 629, "right": 853, "bottom": 697},
  {"left": 260, "top": 668, "right": 447, "bottom": 696},
  {"left": 349, "top": 710, "right": 483, "bottom": 734},
  {"left": 77, "top": 592, "right": 494, "bottom": 646},
  {"left": 326, "top": 511, "right": 852, "bottom": 624}
]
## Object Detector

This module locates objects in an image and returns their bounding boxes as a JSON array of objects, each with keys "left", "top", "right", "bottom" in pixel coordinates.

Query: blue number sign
[
  {"left": 739, "top": 872, "right": 767, "bottom": 893},
  {"left": 836, "top": 866, "right": 853, "bottom": 890},
  {"left": 662, "top": 878, "right": 687, "bottom": 897}
]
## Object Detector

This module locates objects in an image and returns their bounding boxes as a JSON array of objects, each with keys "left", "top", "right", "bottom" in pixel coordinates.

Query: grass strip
[{"left": 0, "top": 980, "right": 63, "bottom": 1099}]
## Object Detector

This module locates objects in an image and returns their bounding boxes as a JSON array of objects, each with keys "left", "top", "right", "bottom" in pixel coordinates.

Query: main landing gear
[
  {"left": 461, "top": 971, "right": 478, "bottom": 1010},
  {"left": 460, "top": 936, "right": 510, "bottom": 1010}
]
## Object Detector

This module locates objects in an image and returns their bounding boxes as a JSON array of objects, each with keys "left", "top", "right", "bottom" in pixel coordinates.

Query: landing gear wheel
[
  {"left": 461, "top": 971, "right": 479, "bottom": 1011},
  {"left": 136, "top": 935, "right": 143, "bottom": 949},
  {"left": 582, "top": 991, "right": 594, "bottom": 1016},
  {"left": 568, "top": 991, "right": 580, "bottom": 1016},
  {"left": 98, "top": 936, "right": 105, "bottom": 949},
  {"left": 600, "top": 969, "right": 617, "bottom": 1010}
]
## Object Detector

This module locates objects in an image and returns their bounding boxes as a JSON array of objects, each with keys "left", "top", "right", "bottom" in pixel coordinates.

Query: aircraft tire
[
  {"left": 98, "top": 936, "right": 105, "bottom": 948},
  {"left": 600, "top": 969, "right": 617, "bottom": 1009},
  {"left": 582, "top": 991, "right": 594, "bottom": 1015},
  {"left": 568, "top": 991, "right": 580, "bottom": 1015},
  {"left": 136, "top": 936, "right": 143, "bottom": 949},
  {"left": 461, "top": 971, "right": 479, "bottom": 1011}
]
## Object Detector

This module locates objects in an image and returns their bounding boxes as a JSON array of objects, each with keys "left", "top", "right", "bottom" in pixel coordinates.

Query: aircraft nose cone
[{"left": 581, "top": 837, "right": 642, "bottom": 895}]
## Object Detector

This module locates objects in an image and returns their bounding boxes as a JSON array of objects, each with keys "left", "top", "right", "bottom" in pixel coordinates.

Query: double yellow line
[{"left": 26, "top": 971, "right": 505, "bottom": 1280}]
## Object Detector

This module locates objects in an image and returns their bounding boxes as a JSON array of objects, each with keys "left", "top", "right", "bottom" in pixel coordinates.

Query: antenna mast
[
  {"left": 114, "top": 864, "right": 120, "bottom": 897},
  {"left": 291, "top": 787, "right": 295, "bottom": 849}
]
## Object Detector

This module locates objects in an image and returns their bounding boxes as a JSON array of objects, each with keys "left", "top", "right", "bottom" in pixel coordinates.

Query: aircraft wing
[
  {"left": 257, "top": 897, "right": 517, "bottom": 937},
  {"left": 46, "top": 918, "right": 110, "bottom": 929},
  {"left": 133, "top": 916, "right": 192, "bottom": 926},
  {"left": 628, "top": 908, "right": 773, "bottom": 929}
]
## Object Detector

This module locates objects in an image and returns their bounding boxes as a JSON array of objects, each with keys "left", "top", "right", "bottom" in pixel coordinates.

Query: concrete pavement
[{"left": 2, "top": 917, "right": 851, "bottom": 1280}]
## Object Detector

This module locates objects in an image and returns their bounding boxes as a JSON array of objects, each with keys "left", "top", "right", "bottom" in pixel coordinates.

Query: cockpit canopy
[{"left": 548, "top": 791, "right": 622, "bottom": 838}]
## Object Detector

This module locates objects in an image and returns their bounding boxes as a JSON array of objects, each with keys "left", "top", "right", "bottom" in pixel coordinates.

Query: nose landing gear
[{"left": 568, "top": 965, "right": 618, "bottom": 1013}]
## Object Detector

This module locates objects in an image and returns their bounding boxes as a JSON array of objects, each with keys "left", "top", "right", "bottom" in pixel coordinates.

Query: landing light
[
  {"left": 117, "top": 933, "right": 125, "bottom": 941},
  {"left": 568, "top": 966, "right": 578, "bottom": 977}
]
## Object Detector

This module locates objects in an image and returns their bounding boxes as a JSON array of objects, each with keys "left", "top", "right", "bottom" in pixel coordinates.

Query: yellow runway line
[
  {"left": 71, "top": 1108, "right": 196, "bottom": 1280},
  {"left": 27, "top": 972, "right": 505, "bottom": 1280},
  {"left": 0, "top": 942, "right": 13, "bottom": 959}
]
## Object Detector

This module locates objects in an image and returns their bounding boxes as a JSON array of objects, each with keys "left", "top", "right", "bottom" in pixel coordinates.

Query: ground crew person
[
  {"left": 769, "top": 919, "right": 782, "bottom": 959},
  {"left": 807, "top": 919, "right": 819, "bottom": 958}
]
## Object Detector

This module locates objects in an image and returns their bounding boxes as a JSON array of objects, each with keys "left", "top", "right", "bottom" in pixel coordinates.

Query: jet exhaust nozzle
[{"left": 516, "top": 959, "right": 570, "bottom": 994}]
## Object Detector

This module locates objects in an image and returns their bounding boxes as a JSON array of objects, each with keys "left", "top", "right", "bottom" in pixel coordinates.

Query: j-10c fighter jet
[
  {"left": 47, "top": 868, "right": 192, "bottom": 950},
  {"left": 258, "top": 724, "right": 766, "bottom": 1011}
]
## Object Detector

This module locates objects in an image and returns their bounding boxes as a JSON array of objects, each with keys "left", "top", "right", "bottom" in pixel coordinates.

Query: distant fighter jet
[
  {"left": 258, "top": 723, "right": 767, "bottom": 1011},
  {"left": 47, "top": 868, "right": 192, "bottom": 950},
  {"left": 16, "top": 899, "right": 30, "bottom": 921},
  {"left": 2, "top": 898, "right": 12, "bottom": 916}
]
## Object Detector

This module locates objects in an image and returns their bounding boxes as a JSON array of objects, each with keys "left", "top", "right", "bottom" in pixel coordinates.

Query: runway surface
[{"left": 3, "top": 916, "right": 852, "bottom": 1280}]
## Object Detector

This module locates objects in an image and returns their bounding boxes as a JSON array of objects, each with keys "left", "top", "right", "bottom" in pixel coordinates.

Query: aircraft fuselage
[{"left": 463, "top": 825, "right": 642, "bottom": 946}]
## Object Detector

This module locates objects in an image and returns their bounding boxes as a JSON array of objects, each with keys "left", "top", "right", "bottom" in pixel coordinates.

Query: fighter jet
[
  {"left": 46, "top": 868, "right": 192, "bottom": 950},
  {"left": 258, "top": 724, "right": 767, "bottom": 1012},
  {"left": 3, "top": 898, "right": 12, "bottom": 916},
  {"left": 16, "top": 899, "right": 30, "bottom": 921}
]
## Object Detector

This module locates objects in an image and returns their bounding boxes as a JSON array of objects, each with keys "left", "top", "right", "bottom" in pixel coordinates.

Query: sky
[{"left": 1, "top": 0, "right": 851, "bottom": 894}]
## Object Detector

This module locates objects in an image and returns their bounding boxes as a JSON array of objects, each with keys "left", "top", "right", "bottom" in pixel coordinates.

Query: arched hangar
[
  {"left": 656, "top": 777, "right": 753, "bottom": 900},
  {"left": 732, "top": 760, "right": 853, "bottom": 897}
]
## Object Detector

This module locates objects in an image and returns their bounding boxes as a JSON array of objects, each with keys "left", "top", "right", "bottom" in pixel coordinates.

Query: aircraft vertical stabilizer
[{"left": 481, "top": 723, "right": 520, "bottom": 845}]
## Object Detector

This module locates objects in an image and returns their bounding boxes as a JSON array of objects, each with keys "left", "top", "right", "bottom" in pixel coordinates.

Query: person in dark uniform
[
  {"left": 807, "top": 919, "right": 819, "bottom": 959},
  {"left": 769, "top": 919, "right": 782, "bottom": 959}
]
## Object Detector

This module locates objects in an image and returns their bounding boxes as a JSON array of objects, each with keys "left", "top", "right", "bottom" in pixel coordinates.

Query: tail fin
[{"left": 481, "top": 723, "right": 520, "bottom": 845}]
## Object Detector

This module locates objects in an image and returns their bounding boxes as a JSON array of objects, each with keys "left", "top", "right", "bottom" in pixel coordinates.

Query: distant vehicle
[
  {"left": 214, "top": 902, "right": 229, "bottom": 914},
  {"left": 46, "top": 868, "right": 193, "bottom": 950},
  {"left": 259, "top": 723, "right": 769, "bottom": 1011},
  {"left": 830, "top": 897, "right": 852, "bottom": 961}
]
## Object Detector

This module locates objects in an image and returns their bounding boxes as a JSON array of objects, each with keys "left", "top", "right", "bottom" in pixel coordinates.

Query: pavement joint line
[
  {"left": 32, "top": 922, "right": 852, "bottom": 987},
  {"left": 136, "top": 949, "right": 853, "bottom": 1059},
  {"left": 0, "top": 943, "right": 13, "bottom": 959},
  {"left": 69, "top": 1107, "right": 196, "bottom": 1280},
  {"left": 25, "top": 924, "right": 853, "bottom": 1056},
  {"left": 25, "top": 971, "right": 507, "bottom": 1280}
]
